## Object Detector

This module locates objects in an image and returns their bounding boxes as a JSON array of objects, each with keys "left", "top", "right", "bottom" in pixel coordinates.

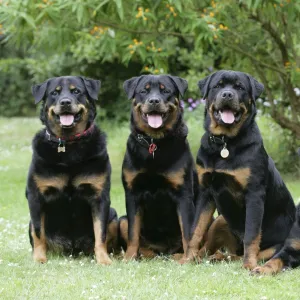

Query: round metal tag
[{"left": 220, "top": 148, "right": 229, "bottom": 158}]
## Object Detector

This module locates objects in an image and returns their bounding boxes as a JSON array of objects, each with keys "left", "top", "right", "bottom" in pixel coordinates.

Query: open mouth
[
  {"left": 141, "top": 112, "right": 168, "bottom": 129},
  {"left": 54, "top": 110, "right": 83, "bottom": 127},
  {"left": 213, "top": 109, "right": 242, "bottom": 125}
]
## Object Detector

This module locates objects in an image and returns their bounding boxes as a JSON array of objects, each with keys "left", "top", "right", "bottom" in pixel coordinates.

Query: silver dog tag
[
  {"left": 58, "top": 146, "right": 66, "bottom": 153},
  {"left": 57, "top": 138, "right": 66, "bottom": 153},
  {"left": 220, "top": 144, "right": 229, "bottom": 158}
]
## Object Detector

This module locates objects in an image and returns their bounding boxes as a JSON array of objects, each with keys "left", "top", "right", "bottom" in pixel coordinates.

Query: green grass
[{"left": 0, "top": 117, "right": 300, "bottom": 300}]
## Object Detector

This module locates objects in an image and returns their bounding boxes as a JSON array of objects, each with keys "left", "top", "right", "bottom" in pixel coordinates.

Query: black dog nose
[
  {"left": 60, "top": 98, "right": 72, "bottom": 106},
  {"left": 221, "top": 91, "right": 233, "bottom": 99},
  {"left": 148, "top": 98, "right": 161, "bottom": 105}
]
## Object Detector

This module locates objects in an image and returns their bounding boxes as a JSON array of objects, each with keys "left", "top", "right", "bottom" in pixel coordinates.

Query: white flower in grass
[{"left": 8, "top": 262, "right": 19, "bottom": 267}]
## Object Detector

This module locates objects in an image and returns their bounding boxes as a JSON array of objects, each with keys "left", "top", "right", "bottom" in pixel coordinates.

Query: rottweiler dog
[
  {"left": 181, "top": 70, "right": 296, "bottom": 270},
  {"left": 119, "top": 75, "right": 197, "bottom": 260},
  {"left": 252, "top": 149, "right": 300, "bottom": 275},
  {"left": 27, "top": 76, "right": 118, "bottom": 265}
]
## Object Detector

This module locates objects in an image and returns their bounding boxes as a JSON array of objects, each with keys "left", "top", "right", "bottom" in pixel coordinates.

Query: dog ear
[
  {"left": 81, "top": 77, "right": 101, "bottom": 101},
  {"left": 247, "top": 75, "right": 264, "bottom": 101},
  {"left": 123, "top": 76, "right": 145, "bottom": 100},
  {"left": 167, "top": 75, "right": 188, "bottom": 97},
  {"left": 32, "top": 81, "right": 48, "bottom": 104},
  {"left": 198, "top": 74, "right": 214, "bottom": 99}
]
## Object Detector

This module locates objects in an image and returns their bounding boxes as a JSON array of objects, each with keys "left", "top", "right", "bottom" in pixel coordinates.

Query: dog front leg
[
  {"left": 177, "top": 197, "right": 194, "bottom": 255},
  {"left": 27, "top": 191, "right": 47, "bottom": 263},
  {"left": 180, "top": 189, "right": 215, "bottom": 264},
  {"left": 92, "top": 195, "right": 112, "bottom": 265},
  {"left": 124, "top": 191, "right": 141, "bottom": 261},
  {"left": 243, "top": 190, "right": 265, "bottom": 270}
]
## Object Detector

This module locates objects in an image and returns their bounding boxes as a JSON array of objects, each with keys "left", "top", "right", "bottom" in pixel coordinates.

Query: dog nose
[
  {"left": 148, "top": 98, "right": 161, "bottom": 105},
  {"left": 221, "top": 91, "right": 233, "bottom": 99},
  {"left": 60, "top": 98, "right": 72, "bottom": 106}
]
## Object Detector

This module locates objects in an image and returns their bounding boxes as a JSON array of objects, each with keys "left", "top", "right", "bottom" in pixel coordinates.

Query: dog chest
[
  {"left": 123, "top": 168, "right": 186, "bottom": 192},
  {"left": 197, "top": 165, "right": 250, "bottom": 190},
  {"left": 196, "top": 166, "right": 250, "bottom": 213},
  {"left": 33, "top": 172, "right": 107, "bottom": 202}
]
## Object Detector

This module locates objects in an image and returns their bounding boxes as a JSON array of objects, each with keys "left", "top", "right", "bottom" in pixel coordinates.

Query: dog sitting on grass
[
  {"left": 118, "top": 75, "right": 197, "bottom": 260},
  {"left": 26, "top": 76, "right": 118, "bottom": 265},
  {"left": 181, "top": 70, "right": 296, "bottom": 271}
]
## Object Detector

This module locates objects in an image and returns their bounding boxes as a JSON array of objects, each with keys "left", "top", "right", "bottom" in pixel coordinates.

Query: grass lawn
[{"left": 0, "top": 117, "right": 300, "bottom": 300}]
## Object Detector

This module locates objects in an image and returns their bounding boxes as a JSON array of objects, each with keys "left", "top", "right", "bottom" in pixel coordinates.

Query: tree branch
[
  {"left": 271, "top": 113, "right": 300, "bottom": 139},
  {"left": 93, "top": 21, "right": 194, "bottom": 38},
  {"left": 249, "top": 13, "right": 289, "bottom": 64},
  {"left": 222, "top": 41, "right": 287, "bottom": 75},
  {"left": 254, "top": 61, "right": 276, "bottom": 113}
]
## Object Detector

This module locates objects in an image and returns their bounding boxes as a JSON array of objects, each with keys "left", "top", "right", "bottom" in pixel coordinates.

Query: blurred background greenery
[{"left": 0, "top": 0, "right": 299, "bottom": 173}]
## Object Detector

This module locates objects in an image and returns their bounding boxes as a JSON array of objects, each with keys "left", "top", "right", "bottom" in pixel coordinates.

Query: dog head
[
  {"left": 198, "top": 70, "right": 264, "bottom": 137},
  {"left": 123, "top": 75, "right": 188, "bottom": 138},
  {"left": 32, "top": 76, "right": 100, "bottom": 137}
]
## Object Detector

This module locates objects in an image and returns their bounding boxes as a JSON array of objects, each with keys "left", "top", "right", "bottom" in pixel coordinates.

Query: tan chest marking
[
  {"left": 216, "top": 168, "right": 251, "bottom": 189},
  {"left": 289, "top": 239, "right": 300, "bottom": 250},
  {"left": 34, "top": 174, "right": 68, "bottom": 194},
  {"left": 196, "top": 166, "right": 250, "bottom": 189},
  {"left": 123, "top": 169, "right": 145, "bottom": 189},
  {"left": 196, "top": 165, "right": 213, "bottom": 185},
  {"left": 162, "top": 168, "right": 185, "bottom": 189},
  {"left": 73, "top": 173, "right": 107, "bottom": 194}
]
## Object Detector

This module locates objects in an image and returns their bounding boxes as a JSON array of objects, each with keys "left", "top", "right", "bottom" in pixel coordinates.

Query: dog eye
[
  {"left": 237, "top": 85, "right": 244, "bottom": 90},
  {"left": 140, "top": 90, "right": 147, "bottom": 94},
  {"left": 213, "top": 85, "right": 220, "bottom": 89},
  {"left": 72, "top": 89, "right": 80, "bottom": 95},
  {"left": 51, "top": 91, "right": 59, "bottom": 96},
  {"left": 163, "top": 90, "right": 170, "bottom": 94}
]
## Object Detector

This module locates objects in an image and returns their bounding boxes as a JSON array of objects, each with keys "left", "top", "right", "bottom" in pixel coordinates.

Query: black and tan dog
[
  {"left": 119, "top": 75, "right": 197, "bottom": 260},
  {"left": 181, "top": 70, "right": 296, "bottom": 270},
  {"left": 26, "top": 76, "right": 118, "bottom": 265},
  {"left": 252, "top": 149, "right": 300, "bottom": 275}
]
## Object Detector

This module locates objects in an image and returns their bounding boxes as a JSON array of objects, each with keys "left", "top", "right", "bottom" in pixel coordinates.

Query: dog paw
[
  {"left": 96, "top": 256, "right": 112, "bottom": 265},
  {"left": 123, "top": 251, "right": 138, "bottom": 262},
  {"left": 95, "top": 252, "right": 112, "bottom": 265},
  {"left": 208, "top": 251, "right": 227, "bottom": 262},
  {"left": 251, "top": 259, "right": 283, "bottom": 275},
  {"left": 178, "top": 256, "right": 192, "bottom": 265},
  {"left": 139, "top": 248, "right": 156, "bottom": 259},
  {"left": 251, "top": 266, "right": 274, "bottom": 275},
  {"left": 172, "top": 253, "right": 183, "bottom": 261},
  {"left": 33, "top": 252, "right": 47, "bottom": 263},
  {"left": 243, "top": 262, "right": 257, "bottom": 270}
]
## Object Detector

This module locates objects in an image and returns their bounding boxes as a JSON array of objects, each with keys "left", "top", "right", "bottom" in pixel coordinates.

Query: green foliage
[
  {"left": 0, "top": 56, "right": 35, "bottom": 117},
  {"left": 0, "top": 0, "right": 299, "bottom": 136}
]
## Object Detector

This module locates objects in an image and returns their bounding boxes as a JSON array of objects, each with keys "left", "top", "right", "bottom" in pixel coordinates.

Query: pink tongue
[
  {"left": 60, "top": 114, "right": 74, "bottom": 126},
  {"left": 147, "top": 114, "right": 163, "bottom": 128},
  {"left": 220, "top": 110, "right": 235, "bottom": 124}
]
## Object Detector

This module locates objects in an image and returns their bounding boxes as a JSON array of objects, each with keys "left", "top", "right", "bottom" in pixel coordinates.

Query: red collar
[{"left": 45, "top": 123, "right": 95, "bottom": 143}]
